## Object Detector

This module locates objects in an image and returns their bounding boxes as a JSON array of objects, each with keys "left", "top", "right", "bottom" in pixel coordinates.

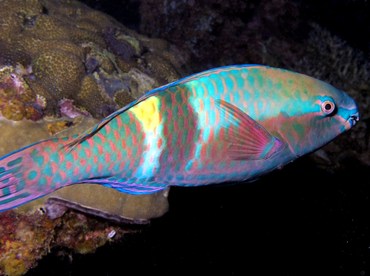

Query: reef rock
[
  {"left": 0, "top": 0, "right": 188, "bottom": 275},
  {"left": 0, "top": 0, "right": 187, "bottom": 120}
]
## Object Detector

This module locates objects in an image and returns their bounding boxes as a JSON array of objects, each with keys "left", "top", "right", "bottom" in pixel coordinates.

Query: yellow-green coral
[
  {"left": 0, "top": 0, "right": 184, "bottom": 120},
  {"left": 32, "top": 50, "right": 85, "bottom": 98},
  {"left": 77, "top": 74, "right": 116, "bottom": 117}
]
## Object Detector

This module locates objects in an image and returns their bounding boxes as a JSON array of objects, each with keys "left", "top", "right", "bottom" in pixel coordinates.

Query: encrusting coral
[
  {"left": 0, "top": 0, "right": 186, "bottom": 120},
  {"left": 0, "top": 65, "right": 45, "bottom": 121}
]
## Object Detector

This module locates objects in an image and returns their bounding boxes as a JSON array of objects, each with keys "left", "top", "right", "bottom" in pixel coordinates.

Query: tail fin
[{"left": 0, "top": 139, "right": 58, "bottom": 211}]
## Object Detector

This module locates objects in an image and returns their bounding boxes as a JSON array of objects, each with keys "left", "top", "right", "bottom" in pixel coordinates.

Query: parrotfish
[{"left": 0, "top": 64, "right": 359, "bottom": 212}]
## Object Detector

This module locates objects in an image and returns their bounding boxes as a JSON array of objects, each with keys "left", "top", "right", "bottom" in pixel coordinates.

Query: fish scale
[{"left": 0, "top": 64, "right": 359, "bottom": 211}]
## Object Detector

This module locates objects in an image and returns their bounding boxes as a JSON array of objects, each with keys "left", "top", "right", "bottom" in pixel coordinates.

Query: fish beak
[{"left": 348, "top": 112, "right": 359, "bottom": 127}]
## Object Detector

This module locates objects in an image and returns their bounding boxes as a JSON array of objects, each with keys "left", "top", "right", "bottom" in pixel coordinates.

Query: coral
[
  {"left": 0, "top": 207, "right": 133, "bottom": 276},
  {"left": 0, "top": 0, "right": 187, "bottom": 120},
  {"left": 58, "top": 98, "right": 91, "bottom": 119},
  {"left": 46, "top": 119, "right": 75, "bottom": 136},
  {"left": 50, "top": 211, "right": 128, "bottom": 255},
  {"left": 0, "top": 211, "right": 58, "bottom": 276},
  {"left": 44, "top": 184, "right": 169, "bottom": 223},
  {"left": 31, "top": 50, "right": 85, "bottom": 101},
  {"left": 77, "top": 74, "right": 114, "bottom": 117},
  {"left": 0, "top": 65, "right": 45, "bottom": 121}
]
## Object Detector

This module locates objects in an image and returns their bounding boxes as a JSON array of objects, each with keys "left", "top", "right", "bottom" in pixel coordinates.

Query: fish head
[{"left": 267, "top": 68, "right": 360, "bottom": 158}]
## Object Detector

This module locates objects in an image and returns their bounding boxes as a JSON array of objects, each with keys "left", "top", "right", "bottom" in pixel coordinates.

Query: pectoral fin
[{"left": 215, "top": 100, "right": 285, "bottom": 160}]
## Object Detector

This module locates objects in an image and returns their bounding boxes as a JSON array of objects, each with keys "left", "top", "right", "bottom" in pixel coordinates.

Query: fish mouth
[{"left": 348, "top": 112, "right": 359, "bottom": 128}]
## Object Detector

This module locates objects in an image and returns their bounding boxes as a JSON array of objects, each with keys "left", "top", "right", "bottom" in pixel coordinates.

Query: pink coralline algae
[
  {"left": 58, "top": 99, "right": 91, "bottom": 119},
  {"left": 0, "top": 65, "right": 45, "bottom": 121}
]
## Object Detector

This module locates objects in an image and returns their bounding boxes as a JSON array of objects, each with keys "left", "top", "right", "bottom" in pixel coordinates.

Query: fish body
[{"left": 0, "top": 65, "right": 359, "bottom": 211}]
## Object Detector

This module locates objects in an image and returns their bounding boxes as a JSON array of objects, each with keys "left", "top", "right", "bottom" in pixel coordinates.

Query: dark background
[
  {"left": 28, "top": 0, "right": 370, "bottom": 275},
  {"left": 78, "top": 0, "right": 370, "bottom": 52}
]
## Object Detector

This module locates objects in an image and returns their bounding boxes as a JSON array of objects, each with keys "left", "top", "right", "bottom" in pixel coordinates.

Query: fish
[{"left": 0, "top": 64, "right": 359, "bottom": 212}]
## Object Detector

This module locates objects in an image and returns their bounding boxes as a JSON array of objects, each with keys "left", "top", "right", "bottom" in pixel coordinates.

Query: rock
[{"left": 0, "top": 0, "right": 188, "bottom": 119}]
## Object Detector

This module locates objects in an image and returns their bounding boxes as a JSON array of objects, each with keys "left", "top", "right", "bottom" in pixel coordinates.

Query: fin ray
[
  {"left": 215, "top": 99, "right": 285, "bottom": 160},
  {"left": 0, "top": 142, "right": 56, "bottom": 211}
]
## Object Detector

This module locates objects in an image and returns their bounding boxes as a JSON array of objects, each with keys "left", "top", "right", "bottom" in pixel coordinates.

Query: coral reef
[
  {"left": 0, "top": 210, "right": 56, "bottom": 276},
  {"left": 50, "top": 211, "right": 129, "bottom": 255},
  {"left": 0, "top": 206, "right": 132, "bottom": 276},
  {"left": 44, "top": 185, "right": 169, "bottom": 224},
  {"left": 0, "top": 0, "right": 187, "bottom": 120}
]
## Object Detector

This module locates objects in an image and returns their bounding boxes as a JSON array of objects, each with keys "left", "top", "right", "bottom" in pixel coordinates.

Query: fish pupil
[{"left": 324, "top": 103, "right": 332, "bottom": 110}]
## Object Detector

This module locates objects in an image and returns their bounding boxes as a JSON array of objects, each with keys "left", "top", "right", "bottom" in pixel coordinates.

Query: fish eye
[{"left": 321, "top": 100, "right": 335, "bottom": 115}]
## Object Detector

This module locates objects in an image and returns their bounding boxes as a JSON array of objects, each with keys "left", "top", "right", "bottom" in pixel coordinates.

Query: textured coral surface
[
  {"left": 0, "top": 208, "right": 131, "bottom": 276},
  {"left": 0, "top": 0, "right": 186, "bottom": 120},
  {"left": 0, "top": 211, "right": 56, "bottom": 276}
]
